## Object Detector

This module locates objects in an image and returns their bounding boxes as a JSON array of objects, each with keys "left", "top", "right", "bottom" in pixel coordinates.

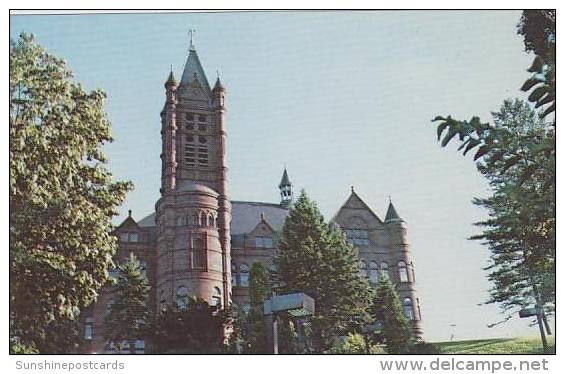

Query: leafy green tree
[
  {"left": 518, "top": 10, "right": 555, "bottom": 119},
  {"left": 433, "top": 100, "right": 554, "bottom": 328},
  {"left": 240, "top": 262, "right": 271, "bottom": 353},
  {"left": 9, "top": 33, "right": 132, "bottom": 353},
  {"left": 104, "top": 253, "right": 151, "bottom": 354},
  {"left": 150, "top": 296, "right": 226, "bottom": 353},
  {"left": 275, "top": 191, "right": 374, "bottom": 352},
  {"left": 325, "top": 333, "right": 385, "bottom": 354},
  {"left": 371, "top": 276, "right": 413, "bottom": 354}
]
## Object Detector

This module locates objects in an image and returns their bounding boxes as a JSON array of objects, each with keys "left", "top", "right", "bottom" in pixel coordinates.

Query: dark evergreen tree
[
  {"left": 150, "top": 296, "right": 226, "bottom": 353},
  {"left": 9, "top": 33, "right": 132, "bottom": 353},
  {"left": 371, "top": 276, "right": 412, "bottom": 354},
  {"left": 275, "top": 191, "right": 374, "bottom": 352},
  {"left": 104, "top": 253, "right": 151, "bottom": 354}
]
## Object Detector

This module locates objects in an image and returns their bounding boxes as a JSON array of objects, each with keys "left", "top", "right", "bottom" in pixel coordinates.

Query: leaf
[
  {"left": 527, "top": 56, "right": 544, "bottom": 73},
  {"left": 463, "top": 138, "right": 481, "bottom": 156},
  {"left": 520, "top": 76, "right": 543, "bottom": 92},
  {"left": 473, "top": 145, "right": 490, "bottom": 161},
  {"left": 528, "top": 86, "right": 548, "bottom": 103},
  {"left": 541, "top": 103, "right": 555, "bottom": 118},
  {"left": 436, "top": 122, "right": 450, "bottom": 141},
  {"left": 441, "top": 127, "right": 458, "bottom": 147},
  {"left": 535, "top": 93, "right": 555, "bottom": 108}
]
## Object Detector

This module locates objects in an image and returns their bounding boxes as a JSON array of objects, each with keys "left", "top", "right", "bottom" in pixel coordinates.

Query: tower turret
[
  {"left": 155, "top": 32, "right": 231, "bottom": 316},
  {"left": 385, "top": 198, "right": 423, "bottom": 338},
  {"left": 279, "top": 168, "right": 293, "bottom": 208}
]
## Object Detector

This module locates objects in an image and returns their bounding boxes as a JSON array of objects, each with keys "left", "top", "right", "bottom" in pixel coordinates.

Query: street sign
[
  {"left": 519, "top": 307, "right": 542, "bottom": 318},
  {"left": 264, "top": 293, "right": 315, "bottom": 316}
]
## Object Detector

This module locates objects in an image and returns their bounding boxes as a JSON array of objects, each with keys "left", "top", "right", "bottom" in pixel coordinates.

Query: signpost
[{"left": 263, "top": 293, "right": 315, "bottom": 354}]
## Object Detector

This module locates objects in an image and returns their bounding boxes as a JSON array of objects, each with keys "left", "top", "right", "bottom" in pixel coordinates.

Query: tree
[
  {"left": 433, "top": 99, "right": 555, "bottom": 349},
  {"left": 150, "top": 296, "right": 226, "bottom": 353},
  {"left": 371, "top": 276, "right": 412, "bottom": 354},
  {"left": 234, "top": 262, "right": 271, "bottom": 353},
  {"left": 9, "top": 33, "right": 132, "bottom": 353},
  {"left": 275, "top": 191, "right": 374, "bottom": 352},
  {"left": 104, "top": 253, "right": 151, "bottom": 354},
  {"left": 325, "top": 333, "right": 385, "bottom": 354}
]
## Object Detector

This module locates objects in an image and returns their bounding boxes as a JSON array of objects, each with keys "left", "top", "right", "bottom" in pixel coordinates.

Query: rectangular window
[
  {"left": 255, "top": 236, "right": 274, "bottom": 248},
  {"left": 84, "top": 317, "right": 94, "bottom": 340},
  {"left": 119, "top": 233, "right": 129, "bottom": 242},
  {"left": 129, "top": 232, "right": 139, "bottom": 242},
  {"left": 198, "top": 124, "right": 207, "bottom": 132},
  {"left": 198, "top": 114, "right": 206, "bottom": 122}
]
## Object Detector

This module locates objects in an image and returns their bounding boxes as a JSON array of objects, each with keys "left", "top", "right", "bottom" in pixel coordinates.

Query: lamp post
[{"left": 263, "top": 293, "right": 315, "bottom": 354}]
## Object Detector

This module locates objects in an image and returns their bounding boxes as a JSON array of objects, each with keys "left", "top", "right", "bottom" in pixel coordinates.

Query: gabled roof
[
  {"left": 115, "top": 210, "right": 141, "bottom": 231},
  {"left": 385, "top": 201, "right": 404, "bottom": 223},
  {"left": 180, "top": 48, "right": 211, "bottom": 94},
  {"left": 331, "top": 188, "right": 382, "bottom": 224},
  {"left": 134, "top": 200, "right": 290, "bottom": 235}
]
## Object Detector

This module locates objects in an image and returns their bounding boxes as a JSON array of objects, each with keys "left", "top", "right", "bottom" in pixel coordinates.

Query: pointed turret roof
[
  {"left": 213, "top": 76, "right": 224, "bottom": 91},
  {"left": 385, "top": 200, "right": 404, "bottom": 223},
  {"left": 180, "top": 48, "right": 211, "bottom": 94},
  {"left": 279, "top": 168, "right": 291, "bottom": 188},
  {"left": 165, "top": 70, "right": 177, "bottom": 87}
]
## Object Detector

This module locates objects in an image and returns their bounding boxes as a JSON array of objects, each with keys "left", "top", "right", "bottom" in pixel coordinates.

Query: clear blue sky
[{"left": 10, "top": 10, "right": 548, "bottom": 341}]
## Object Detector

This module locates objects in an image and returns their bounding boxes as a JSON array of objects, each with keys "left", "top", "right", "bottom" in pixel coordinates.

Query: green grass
[{"left": 432, "top": 336, "right": 555, "bottom": 354}]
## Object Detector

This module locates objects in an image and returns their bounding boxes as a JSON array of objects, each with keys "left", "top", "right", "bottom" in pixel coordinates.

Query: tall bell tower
[{"left": 156, "top": 31, "right": 231, "bottom": 311}]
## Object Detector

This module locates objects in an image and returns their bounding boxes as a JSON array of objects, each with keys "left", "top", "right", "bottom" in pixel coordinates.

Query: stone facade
[{"left": 81, "top": 42, "right": 422, "bottom": 354}]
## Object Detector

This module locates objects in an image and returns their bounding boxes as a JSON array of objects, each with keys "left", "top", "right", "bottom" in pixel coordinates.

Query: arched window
[
  {"left": 200, "top": 212, "right": 206, "bottom": 227},
  {"left": 159, "top": 290, "right": 167, "bottom": 313},
  {"left": 411, "top": 261, "right": 416, "bottom": 282},
  {"left": 240, "top": 264, "right": 249, "bottom": 287},
  {"left": 212, "top": 287, "right": 222, "bottom": 308},
  {"left": 398, "top": 261, "right": 408, "bottom": 282},
  {"left": 416, "top": 298, "right": 422, "bottom": 320},
  {"left": 380, "top": 262, "right": 389, "bottom": 279},
  {"left": 192, "top": 237, "right": 206, "bottom": 270},
  {"left": 369, "top": 261, "right": 379, "bottom": 284},
  {"left": 359, "top": 260, "right": 367, "bottom": 277},
  {"left": 403, "top": 297, "right": 414, "bottom": 320},
  {"left": 208, "top": 213, "right": 214, "bottom": 227},
  {"left": 176, "top": 286, "right": 189, "bottom": 311},
  {"left": 193, "top": 213, "right": 199, "bottom": 226},
  {"left": 231, "top": 262, "right": 237, "bottom": 286}
]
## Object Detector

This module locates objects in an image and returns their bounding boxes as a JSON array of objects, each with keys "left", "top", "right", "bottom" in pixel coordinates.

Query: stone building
[{"left": 81, "top": 40, "right": 422, "bottom": 354}]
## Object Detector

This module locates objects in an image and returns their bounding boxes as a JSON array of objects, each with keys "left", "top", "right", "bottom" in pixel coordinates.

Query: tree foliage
[
  {"left": 517, "top": 10, "right": 555, "bottom": 119},
  {"left": 235, "top": 262, "right": 271, "bottom": 353},
  {"left": 371, "top": 276, "right": 413, "bottom": 354},
  {"left": 9, "top": 33, "right": 132, "bottom": 353},
  {"left": 433, "top": 98, "right": 554, "bottom": 324},
  {"left": 275, "top": 191, "right": 374, "bottom": 352},
  {"left": 104, "top": 253, "right": 151, "bottom": 354},
  {"left": 325, "top": 333, "right": 385, "bottom": 354},
  {"left": 150, "top": 296, "right": 227, "bottom": 354}
]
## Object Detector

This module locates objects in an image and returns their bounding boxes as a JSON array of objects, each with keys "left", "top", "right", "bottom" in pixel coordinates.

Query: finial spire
[
  {"left": 189, "top": 29, "right": 196, "bottom": 50},
  {"left": 351, "top": 185, "right": 355, "bottom": 193},
  {"left": 128, "top": 209, "right": 132, "bottom": 217}
]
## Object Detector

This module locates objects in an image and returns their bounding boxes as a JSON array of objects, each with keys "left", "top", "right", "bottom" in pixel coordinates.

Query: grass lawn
[{"left": 432, "top": 336, "right": 555, "bottom": 354}]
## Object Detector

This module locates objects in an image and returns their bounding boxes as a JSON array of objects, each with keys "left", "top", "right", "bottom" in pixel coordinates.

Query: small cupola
[{"left": 279, "top": 168, "right": 293, "bottom": 208}]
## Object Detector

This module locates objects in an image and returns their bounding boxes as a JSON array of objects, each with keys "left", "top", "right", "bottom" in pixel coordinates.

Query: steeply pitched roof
[
  {"left": 231, "top": 201, "right": 289, "bottom": 235},
  {"left": 135, "top": 200, "right": 290, "bottom": 235},
  {"left": 180, "top": 48, "right": 211, "bottom": 94},
  {"left": 165, "top": 70, "right": 177, "bottom": 87},
  {"left": 332, "top": 188, "right": 383, "bottom": 223},
  {"left": 279, "top": 168, "right": 291, "bottom": 188},
  {"left": 385, "top": 201, "right": 404, "bottom": 223},
  {"left": 212, "top": 76, "right": 224, "bottom": 91}
]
